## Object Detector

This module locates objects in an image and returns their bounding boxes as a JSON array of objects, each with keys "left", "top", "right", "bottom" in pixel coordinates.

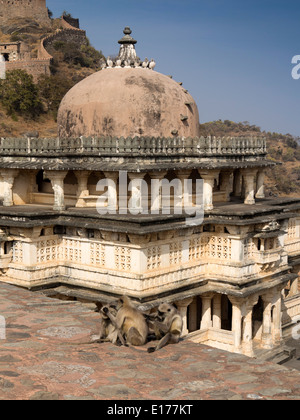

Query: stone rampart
[
  {"left": 5, "top": 59, "right": 50, "bottom": 82},
  {"left": 38, "top": 18, "right": 87, "bottom": 61}
]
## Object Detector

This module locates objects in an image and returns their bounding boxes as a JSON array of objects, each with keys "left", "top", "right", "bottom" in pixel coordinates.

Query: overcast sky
[{"left": 47, "top": 0, "right": 300, "bottom": 137}]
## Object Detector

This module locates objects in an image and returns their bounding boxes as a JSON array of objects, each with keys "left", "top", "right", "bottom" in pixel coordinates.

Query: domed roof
[{"left": 57, "top": 28, "right": 200, "bottom": 139}]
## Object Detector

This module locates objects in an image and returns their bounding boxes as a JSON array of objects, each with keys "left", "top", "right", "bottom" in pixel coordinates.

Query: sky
[{"left": 47, "top": 0, "right": 300, "bottom": 137}]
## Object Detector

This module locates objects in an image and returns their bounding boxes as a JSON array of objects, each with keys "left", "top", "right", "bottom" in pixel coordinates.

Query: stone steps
[{"left": 254, "top": 344, "right": 296, "bottom": 365}]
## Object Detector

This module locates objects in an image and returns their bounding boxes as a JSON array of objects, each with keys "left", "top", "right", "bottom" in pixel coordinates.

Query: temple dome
[{"left": 57, "top": 67, "right": 200, "bottom": 139}]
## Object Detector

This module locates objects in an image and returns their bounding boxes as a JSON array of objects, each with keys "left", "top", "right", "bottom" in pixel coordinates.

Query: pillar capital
[
  {"left": 44, "top": 170, "right": 68, "bottom": 181},
  {"left": 127, "top": 172, "right": 146, "bottom": 180},
  {"left": 103, "top": 171, "right": 120, "bottom": 181},
  {"left": 198, "top": 170, "right": 220, "bottom": 181},
  {"left": 240, "top": 168, "right": 258, "bottom": 177},
  {"left": 149, "top": 171, "right": 167, "bottom": 180},
  {"left": 176, "top": 170, "right": 192, "bottom": 179}
]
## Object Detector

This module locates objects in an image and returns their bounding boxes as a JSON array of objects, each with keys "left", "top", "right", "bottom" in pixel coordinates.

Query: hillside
[
  {"left": 0, "top": 14, "right": 104, "bottom": 137},
  {"left": 199, "top": 120, "right": 300, "bottom": 198}
]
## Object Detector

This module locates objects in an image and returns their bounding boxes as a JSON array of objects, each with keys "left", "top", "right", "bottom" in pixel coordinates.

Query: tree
[{"left": 0, "top": 70, "right": 42, "bottom": 118}]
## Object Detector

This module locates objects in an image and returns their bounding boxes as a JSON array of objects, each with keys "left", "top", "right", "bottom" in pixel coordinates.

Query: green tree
[{"left": 0, "top": 70, "right": 42, "bottom": 118}]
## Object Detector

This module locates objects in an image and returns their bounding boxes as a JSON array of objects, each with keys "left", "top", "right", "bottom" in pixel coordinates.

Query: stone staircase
[{"left": 254, "top": 343, "right": 296, "bottom": 365}]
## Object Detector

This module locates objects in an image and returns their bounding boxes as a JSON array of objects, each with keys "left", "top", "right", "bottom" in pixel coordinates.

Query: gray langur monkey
[
  {"left": 147, "top": 302, "right": 183, "bottom": 353},
  {"left": 96, "top": 302, "right": 127, "bottom": 346},
  {"left": 105, "top": 296, "right": 148, "bottom": 346}
]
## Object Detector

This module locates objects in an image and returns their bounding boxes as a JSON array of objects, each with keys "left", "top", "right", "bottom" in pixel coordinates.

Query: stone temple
[{"left": 0, "top": 27, "right": 299, "bottom": 358}]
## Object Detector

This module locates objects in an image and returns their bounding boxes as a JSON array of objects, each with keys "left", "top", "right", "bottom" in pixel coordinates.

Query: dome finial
[
  {"left": 118, "top": 26, "right": 137, "bottom": 45},
  {"left": 117, "top": 26, "right": 138, "bottom": 63}
]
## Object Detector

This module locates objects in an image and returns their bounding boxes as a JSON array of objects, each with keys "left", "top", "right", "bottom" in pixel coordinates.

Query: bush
[{"left": 0, "top": 70, "right": 42, "bottom": 118}]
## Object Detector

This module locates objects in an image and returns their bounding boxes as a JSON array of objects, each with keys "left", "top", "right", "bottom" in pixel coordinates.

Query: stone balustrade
[{"left": 0, "top": 136, "right": 267, "bottom": 158}]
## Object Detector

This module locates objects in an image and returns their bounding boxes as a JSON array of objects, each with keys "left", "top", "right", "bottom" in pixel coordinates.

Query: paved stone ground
[{"left": 0, "top": 282, "right": 300, "bottom": 400}]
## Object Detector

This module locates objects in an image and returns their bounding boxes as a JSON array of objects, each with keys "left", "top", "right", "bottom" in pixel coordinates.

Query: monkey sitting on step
[{"left": 147, "top": 302, "right": 183, "bottom": 353}]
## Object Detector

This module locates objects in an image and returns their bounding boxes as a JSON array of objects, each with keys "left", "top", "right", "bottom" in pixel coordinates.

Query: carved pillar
[
  {"left": 241, "top": 169, "right": 257, "bottom": 205},
  {"left": 175, "top": 297, "right": 193, "bottom": 336},
  {"left": 128, "top": 172, "right": 146, "bottom": 214},
  {"left": 212, "top": 294, "right": 222, "bottom": 329},
  {"left": 229, "top": 296, "right": 243, "bottom": 353},
  {"left": 261, "top": 293, "right": 274, "bottom": 349},
  {"left": 44, "top": 171, "right": 68, "bottom": 211},
  {"left": 103, "top": 171, "right": 119, "bottom": 212},
  {"left": 74, "top": 171, "right": 91, "bottom": 208},
  {"left": 150, "top": 171, "right": 167, "bottom": 213},
  {"left": 176, "top": 170, "right": 192, "bottom": 210},
  {"left": 198, "top": 170, "right": 219, "bottom": 211},
  {"left": 256, "top": 169, "right": 265, "bottom": 199},
  {"left": 0, "top": 169, "right": 19, "bottom": 207},
  {"left": 200, "top": 293, "right": 213, "bottom": 329}
]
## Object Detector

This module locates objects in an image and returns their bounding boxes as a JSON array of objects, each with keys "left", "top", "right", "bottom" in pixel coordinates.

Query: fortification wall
[
  {"left": 0, "top": 0, "right": 50, "bottom": 25},
  {"left": 5, "top": 59, "right": 51, "bottom": 82}
]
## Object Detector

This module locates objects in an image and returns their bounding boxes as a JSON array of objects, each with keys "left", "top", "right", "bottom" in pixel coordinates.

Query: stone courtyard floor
[{"left": 0, "top": 282, "right": 300, "bottom": 401}]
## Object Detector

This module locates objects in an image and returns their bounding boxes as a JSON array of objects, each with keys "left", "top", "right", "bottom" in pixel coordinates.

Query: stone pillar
[
  {"left": 200, "top": 293, "right": 213, "bottom": 329},
  {"left": 128, "top": 173, "right": 146, "bottom": 214},
  {"left": 219, "top": 170, "right": 232, "bottom": 201},
  {"left": 0, "top": 169, "right": 19, "bottom": 207},
  {"left": 176, "top": 170, "right": 192, "bottom": 210},
  {"left": 241, "top": 169, "right": 257, "bottom": 205},
  {"left": 229, "top": 296, "right": 243, "bottom": 353},
  {"left": 212, "top": 294, "right": 222, "bottom": 329},
  {"left": 45, "top": 171, "right": 68, "bottom": 211},
  {"left": 150, "top": 171, "right": 167, "bottom": 213},
  {"left": 233, "top": 169, "right": 242, "bottom": 197},
  {"left": 256, "top": 169, "right": 265, "bottom": 199},
  {"left": 242, "top": 295, "right": 258, "bottom": 357},
  {"left": 175, "top": 298, "right": 193, "bottom": 336},
  {"left": 103, "top": 171, "right": 119, "bottom": 212},
  {"left": 273, "top": 288, "right": 283, "bottom": 343},
  {"left": 261, "top": 293, "right": 274, "bottom": 349},
  {"left": 74, "top": 171, "right": 91, "bottom": 208},
  {"left": 198, "top": 171, "right": 219, "bottom": 211}
]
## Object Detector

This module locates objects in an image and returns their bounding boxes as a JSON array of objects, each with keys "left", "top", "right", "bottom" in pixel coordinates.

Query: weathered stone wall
[
  {"left": 5, "top": 59, "right": 51, "bottom": 82},
  {"left": 0, "top": 0, "right": 50, "bottom": 25}
]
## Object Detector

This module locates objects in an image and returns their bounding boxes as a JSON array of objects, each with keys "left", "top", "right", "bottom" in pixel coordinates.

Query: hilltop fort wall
[
  {"left": 0, "top": 0, "right": 50, "bottom": 25},
  {"left": 0, "top": 14, "right": 87, "bottom": 82}
]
